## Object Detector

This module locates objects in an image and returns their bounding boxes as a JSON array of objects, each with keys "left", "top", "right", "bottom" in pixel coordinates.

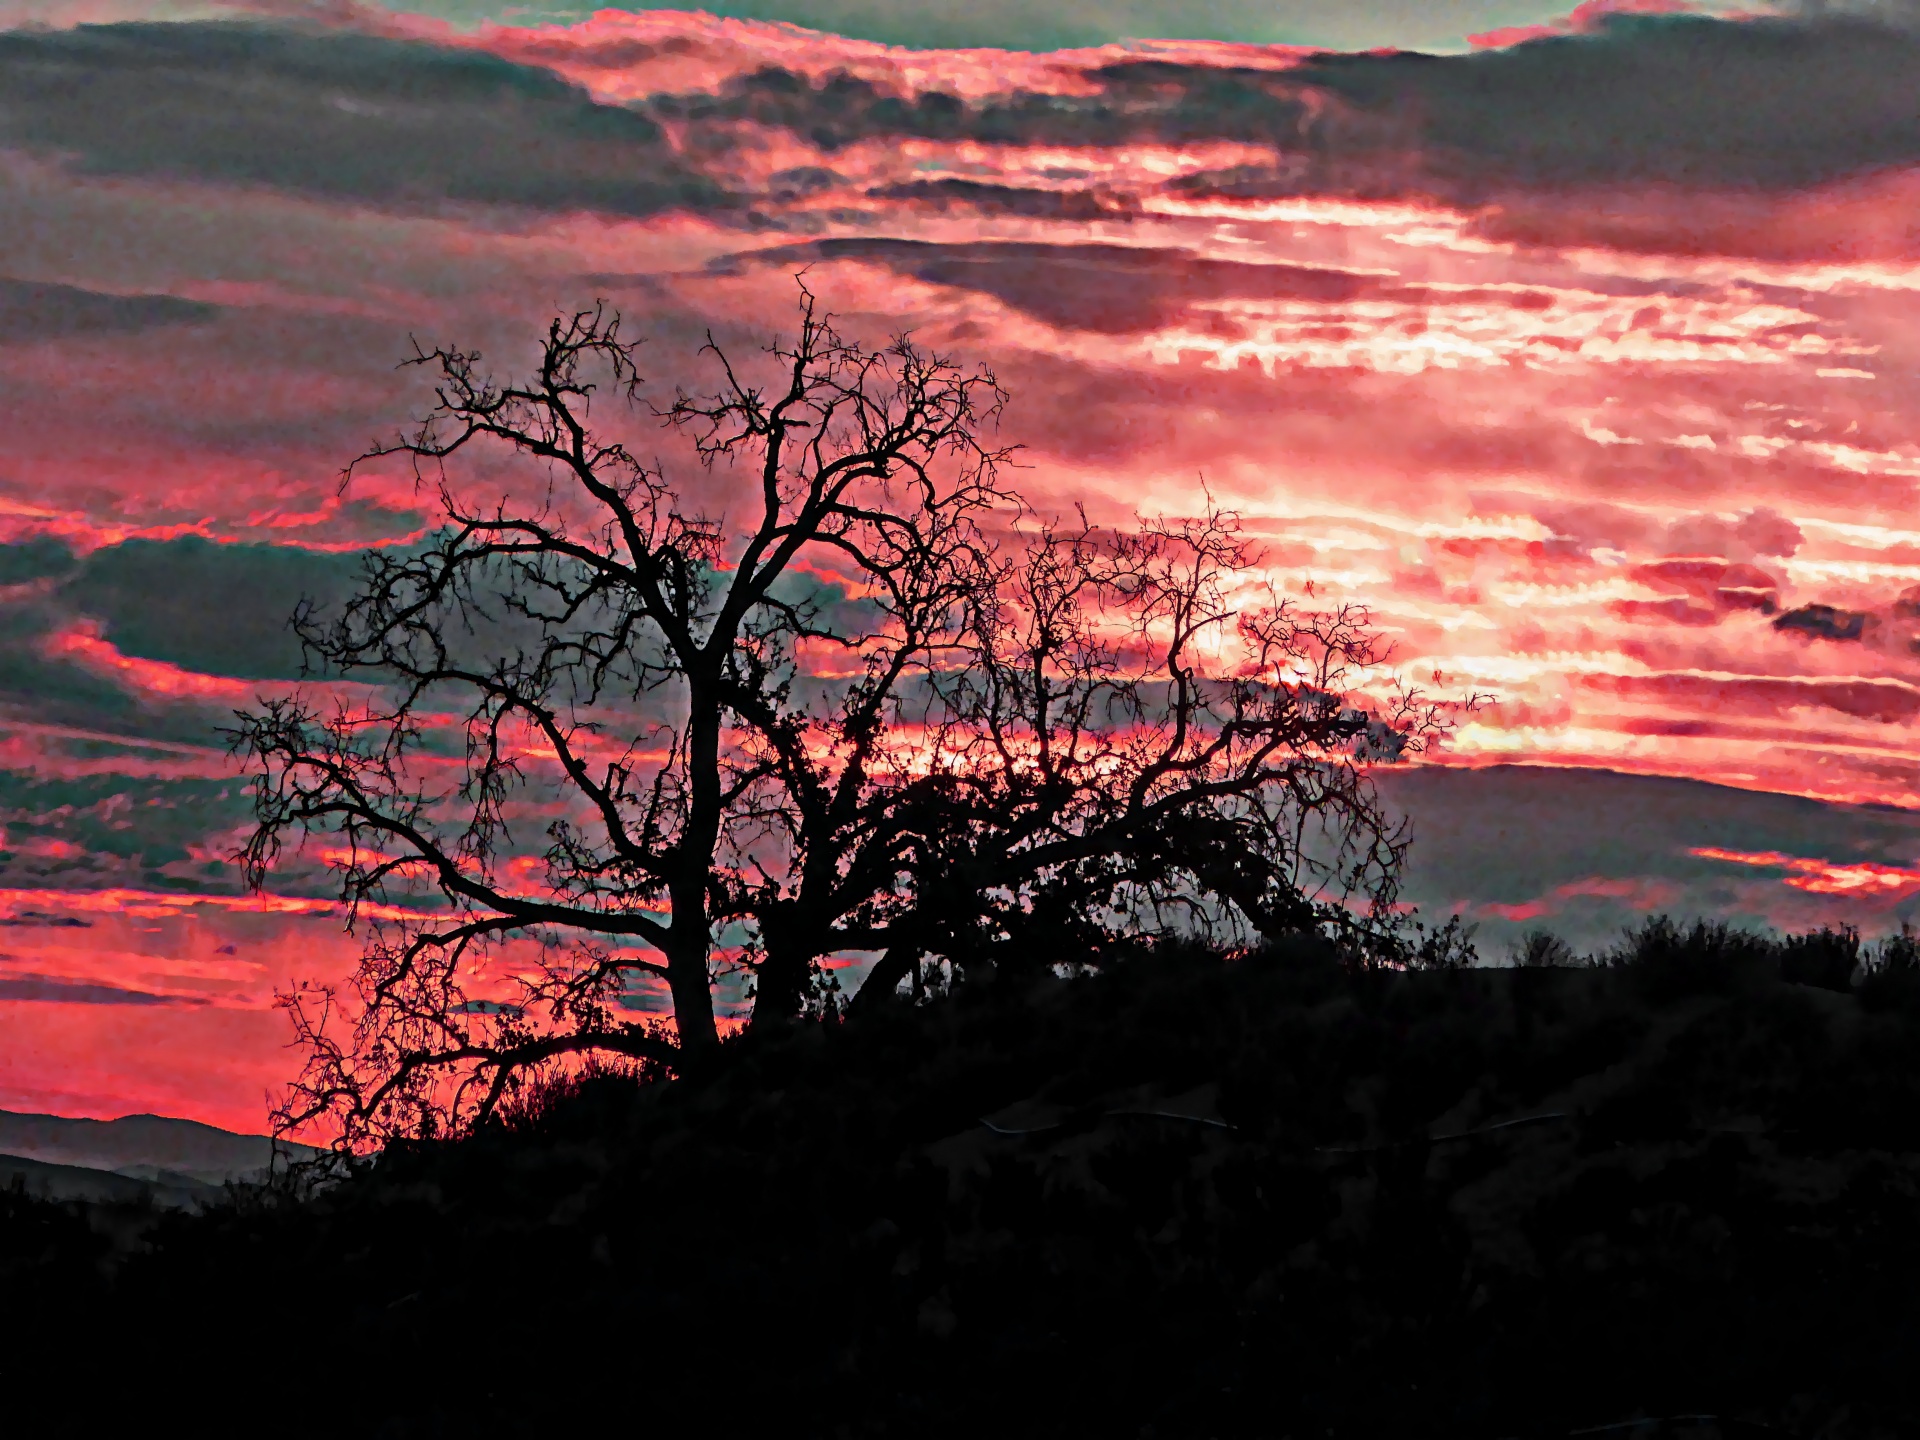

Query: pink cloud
[
  {"left": 1469, "top": 1, "right": 1700, "bottom": 50},
  {"left": 1691, "top": 845, "right": 1920, "bottom": 898},
  {"left": 44, "top": 619, "right": 261, "bottom": 704},
  {"left": 1478, "top": 872, "right": 1685, "bottom": 922}
]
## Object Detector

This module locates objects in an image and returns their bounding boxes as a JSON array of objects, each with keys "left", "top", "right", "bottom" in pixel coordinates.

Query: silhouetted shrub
[
  {"left": 1780, "top": 924, "right": 1861, "bottom": 992},
  {"left": 1606, "top": 916, "right": 1780, "bottom": 999},
  {"left": 1513, "top": 928, "right": 1579, "bottom": 968},
  {"left": 10, "top": 919, "right": 1920, "bottom": 1439},
  {"left": 1366, "top": 909, "right": 1482, "bottom": 971},
  {"left": 1874, "top": 922, "right": 1919, "bottom": 974},
  {"left": 1858, "top": 923, "right": 1920, "bottom": 1011}
]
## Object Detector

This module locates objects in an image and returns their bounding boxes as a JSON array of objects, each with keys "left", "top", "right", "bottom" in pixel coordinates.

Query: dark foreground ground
[{"left": 7, "top": 923, "right": 1920, "bottom": 1438}]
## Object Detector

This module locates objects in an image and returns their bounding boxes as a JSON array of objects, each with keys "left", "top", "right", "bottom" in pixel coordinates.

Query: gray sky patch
[
  {"left": 330, "top": 1, "right": 1743, "bottom": 54},
  {"left": 0, "top": 972, "right": 208, "bottom": 1005},
  {"left": 0, "top": 277, "right": 218, "bottom": 344},
  {"left": 63, "top": 534, "right": 372, "bottom": 681},
  {"left": 0, "top": 20, "right": 728, "bottom": 217}
]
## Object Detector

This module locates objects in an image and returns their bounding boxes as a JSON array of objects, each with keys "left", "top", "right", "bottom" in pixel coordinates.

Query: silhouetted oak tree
[
  {"left": 233, "top": 292, "right": 1441, "bottom": 1149},
  {"left": 844, "top": 507, "right": 1442, "bottom": 1006}
]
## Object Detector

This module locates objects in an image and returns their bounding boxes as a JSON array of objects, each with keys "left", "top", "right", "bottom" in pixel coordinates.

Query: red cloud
[
  {"left": 1582, "top": 672, "right": 1920, "bottom": 725},
  {"left": 1469, "top": 1, "right": 1700, "bottom": 50},
  {"left": 1691, "top": 846, "right": 1920, "bottom": 898}
]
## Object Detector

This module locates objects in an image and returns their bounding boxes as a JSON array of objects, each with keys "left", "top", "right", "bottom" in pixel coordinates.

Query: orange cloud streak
[{"left": 1689, "top": 846, "right": 1920, "bottom": 898}]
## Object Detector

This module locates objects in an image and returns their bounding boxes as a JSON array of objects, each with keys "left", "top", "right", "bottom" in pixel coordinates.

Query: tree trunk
[
  {"left": 749, "top": 935, "right": 810, "bottom": 1030},
  {"left": 667, "top": 935, "right": 719, "bottom": 1052},
  {"left": 847, "top": 941, "right": 920, "bottom": 1016},
  {"left": 674, "top": 676, "right": 724, "bottom": 1053}
]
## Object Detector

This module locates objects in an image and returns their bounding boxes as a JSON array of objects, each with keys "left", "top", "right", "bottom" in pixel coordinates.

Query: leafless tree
[
  {"left": 846, "top": 504, "right": 1452, "bottom": 1006},
  {"left": 231, "top": 289, "right": 1011, "bottom": 1146},
  {"left": 231, "top": 290, "right": 1458, "bottom": 1150}
]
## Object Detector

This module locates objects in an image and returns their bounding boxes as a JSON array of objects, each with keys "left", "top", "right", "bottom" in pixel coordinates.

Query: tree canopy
[{"left": 231, "top": 289, "right": 1454, "bottom": 1149}]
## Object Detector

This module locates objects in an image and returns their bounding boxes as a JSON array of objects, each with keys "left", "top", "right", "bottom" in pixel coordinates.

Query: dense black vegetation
[{"left": 6, "top": 917, "right": 1920, "bottom": 1438}]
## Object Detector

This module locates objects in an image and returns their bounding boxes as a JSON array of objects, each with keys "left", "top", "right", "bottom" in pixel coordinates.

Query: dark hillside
[
  {"left": 0, "top": 1107, "right": 323, "bottom": 1186},
  {"left": 7, "top": 924, "right": 1920, "bottom": 1438}
]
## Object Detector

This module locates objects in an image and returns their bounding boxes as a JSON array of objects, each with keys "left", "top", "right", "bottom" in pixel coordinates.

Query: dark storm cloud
[
  {"left": 661, "top": 13, "right": 1920, "bottom": 203},
  {"left": 15, "top": 12, "right": 1911, "bottom": 231},
  {"left": 0, "top": 278, "right": 219, "bottom": 344},
  {"left": 0, "top": 21, "right": 728, "bottom": 216},
  {"left": 1583, "top": 672, "right": 1920, "bottom": 726},
  {"left": 1608, "top": 597, "right": 1721, "bottom": 628},
  {"left": 468, "top": 0, "right": 1619, "bottom": 54},
  {"left": 0, "top": 912, "right": 92, "bottom": 929},
  {"left": 725, "top": 237, "right": 1569, "bottom": 335},
  {"left": 0, "top": 539, "right": 77, "bottom": 588},
  {"left": 724, "top": 239, "right": 1394, "bottom": 333},
  {"left": 0, "top": 536, "right": 372, "bottom": 743},
  {"left": 1378, "top": 764, "right": 1920, "bottom": 949},
  {"left": 1615, "top": 560, "right": 1787, "bottom": 624},
  {"left": 33, "top": 529, "right": 877, "bottom": 711},
  {"left": 0, "top": 972, "right": 208, "bottom": 1006},
  {"left": 1175, "top": 13, "right": 1920, "bottom": 197},
  {"left": 651, "top": 60, "right": 1319, "bottom": 155},
  {"left": 1772, "top": 603, "right": 1876, "bottom": 642},
  {"left": 0, "top": 597, "right": 140, "bottom": 725},
  {"left": 1780, "top": 0, "right": 1920, "bottom": 22},
  {"left": 0, "top": 771, "right": 254, "bottom": 881},
  {"left": 1297, "top": 12, "right": 1920, "bottom": 195},
  {"left": 61, "top": 535, "right": 369, "bottom": 680},
  {"left": 865, "top": 179, "right": 1139, "bottom": 223}
]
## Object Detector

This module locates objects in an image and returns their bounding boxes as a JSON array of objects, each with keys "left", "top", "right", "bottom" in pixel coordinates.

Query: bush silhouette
[
  {"left": 1856, "top": 922, "right": 1920, "bottom": 1010},
  {"left": 7, "top": 916, "right": 1920, "bottom": 1438},
  {"left": 1513, "top": 927, "right": 1578, "bottom": 968},
  {"left": 1778, "top": 924, "right": 1860, "bottom": 992},
  {"left": 1605, "top": 916, "right": 1782, "bottom": 999}
]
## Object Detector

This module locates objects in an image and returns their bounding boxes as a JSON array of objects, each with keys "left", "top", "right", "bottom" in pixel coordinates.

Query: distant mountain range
[{"left": 0, "top": 1108, "right": 323, "bottom": 1209}]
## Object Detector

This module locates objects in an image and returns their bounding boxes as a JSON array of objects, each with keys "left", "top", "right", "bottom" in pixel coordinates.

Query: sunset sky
[{"left": 1, "top": 0, "right": 1918, "bottom": 1132}]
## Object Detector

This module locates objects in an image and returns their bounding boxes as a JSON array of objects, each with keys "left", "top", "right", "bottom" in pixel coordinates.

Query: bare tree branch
[{"left": 229, "top": 285, "right": 1465, "bottom": 1151}]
